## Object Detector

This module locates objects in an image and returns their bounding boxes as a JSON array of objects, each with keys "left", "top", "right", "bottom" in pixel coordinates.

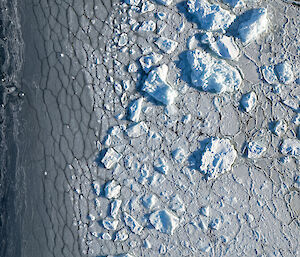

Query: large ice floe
[
  {"left": 142, "top": 64, "right": 178, "bottom": 105},
  {"left": 199, "top": 138, "right": 237, "bottom": 180},
  {"left": 186, "top": 49, "right": 242, "bottom": 93},
  {"left": 149, "top": 209, "right": 179, "bottom": 235},
  {"left": 187, "top": 0, "right": 236, "bottom": 31}
]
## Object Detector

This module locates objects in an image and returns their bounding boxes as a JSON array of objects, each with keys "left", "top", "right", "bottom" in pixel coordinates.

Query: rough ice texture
[
  {"left": 142, "top": 194, "right": 158, "bottom": 209},
  {"left": 102, "top": 218, "right": 119, "bottom": 230},
  {"left": 280, "top": 139, "right": 300, "bottom": 157},
  {"left": 142, "top": 64, "right": 178, "bottom": 105},
  {"left": 154, "top": 157, "right": 169, "bottom": 174},
  {"left": 187, "top": 0, "right": 236, "bottom": 31},
  {"left": 222, "top": 0, "right": 243, "bottom": 7},
  {"left": 275, "top": 62, "right": 294, "bottom": 84},
  {"left": 149, "top": 209, "right": 179, "bottom": 235},
  {"left": 200, "top": 138, "right": 237, "bottom": 180},
  {"left": 126, "top": 122, "right": 148, "bottom": 137},
  {"left": 238, "top": 8, "right": 268, "bottom": 44},
  {"left": 154, "top": 0, "right": 173, "bottom": 6},
  {"left": 271, "top": 120, "right": 287, "bottom": 136},
  {"left": 141, "top": 1, "right": 155, "bottom": 14},
  {"left": 110, "top": 199, "right": 122, "bottom": 218},
  {"left": 123, "top": 212, "right": 143, "bottom": 234},
  {"left": 104, "top": 180, "right": 121, "bottom": 199},
  {"left": 172, "top": 147, "right": 186, "bottom": 164},
  {"left": 262, "top": 65, "right": 279, "bottom": 84},
  {"left": 240, "top": 92, "right": 257, "bottom": 112},
  {"left": 246, "top": 141, "right": 266, "bottom": 159},
  {"left": 138, "top": 20, "right": 156, "bottom": 32},
  {"left": 139, "top": 53, "right": 163, "bottom": 73},
  {"left": 155, "top": 37, "right": 178, "bottom": 54},
  {"left": 187, "top": 49, "right": 242, "bottom": 93},
  {"left": 102, "top": 148, "right": 122, "bottom": 169},
  {"left": 128, "top": 98, "right": 143, "bottom": 122},
  {"left": 124, "top": 0, "right": 140, "bottom": 5},
  {"left": 114, "top": 228, "right": 129, "bottom": 241}
]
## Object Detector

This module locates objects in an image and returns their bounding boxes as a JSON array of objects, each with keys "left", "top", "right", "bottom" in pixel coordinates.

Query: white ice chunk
[
  {"left": 209, "top": 218, "right": 221, "bottom": 230},
  {"left": 240, "top": 91, "right": 257, "bottom": 112},
  {"left": 102, "top": 232, "right": 112, "bottom": 240},
  {"left": 172, "top": 148, "right": 187, "bottom": 164},
  {"left": 102, "top": 148, "right": 122, "bottom": 169},
  {"left": 139, "top": 52, "right": 163, "bottom": 73},
  {"left": 275, "top": 62, "right": 294, "bottom": 84},
  {"left": 169, "top": 195, "right": 185, "bottom": 214},
  {"left": 271, "top": 120, "right": 287, "bottom": 136},
  {"left": 138, "top": 20, "right": 156, "bottom": 32},
  {"left": 104, "top": 180, "right": 121, "bottom": 199},
  {"left": 187, "top": 0, "right": 236, "bottom": 31},
  {"left": 126, "top": 122, "right": 148, "bottom": 137},
  {"left": 154, "top": 0, "right": 173, "bottom": 6},
  {"left": 187, "top": 49, "right": 242, "bottom": 93},
  {"left": 128, "top": 63, "right": 138, "bottom": 73},
  {"left": 110, "top": 199, "right": 122, "bottom": 218},
  {"left": 114, "top": 228, "right": 129, "bottom": 241},
  {"left": 238, "top": 8, "right": 268, "bottom": 44},
  {"left": 262, "top": 65, "right": 278, "bottom": 84},
  {"left": 142, "top": 194, "right": 158, "bottom": 210},
  {"left": 118, "top": 33, "right": 128, "bottom": 47},
  {"left": 102, "top": 218, "right": 119, "bottom": 230},
  {"left": 155, "top": 37, "right": 178, "bottom": 54},
  {"left": 149, "top": 209, "right": 179, "bottom": 235},
  {"left": 222, "top": 0, "right": 243, "bottom": 8},
  {"left": 92, "top": 181, "right": 101, "bottom": 196},
  {"left": 200, "top": 137, "right": 237, "bottom": 180},
  {"left": 154, "top": 157, "right": 169, "bottom": 174},
  {"left": 128, "top": 98, "right": 143, "bottom": 122},
  {"left": 123, "top": 212, "right": 143, "bottom": 234},
  {"left": 200, "top": 206, "right": 210, "bottom": 217},
  {"left": 124, "top": 0, "right": 140, "bottom": 5},
  {"left": 142, "top": 64, "right": 178, "bottom": 105},
  {"left": 246, "top": 141, "right": 266, "bottom": 159},
  {"left": 141, "top": 1, "right": 155, "bottom": 13},
  {"left": 280, "top": 139, "right": 300, "bottom": 157},
  {"left": 108, "top": 254, "right": 135, "bottom": 257},
  {"left": 156, "top": 12, "right": 166, "bottom": 20},
  {"left": 282, "top": 96, "right": 299, "bottom": 112}
]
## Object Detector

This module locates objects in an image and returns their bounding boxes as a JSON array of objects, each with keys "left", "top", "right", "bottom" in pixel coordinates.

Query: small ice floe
[
  {"left": 128, "top": 98, "right": 144, "bottom": 122},
  {"left": 141, "top": 1, "right": 155, "bottom": 13},
  {"left": 169, "top": 195, "right": 185, "bottom": 214},
  {"left": 108, "top": 254, "right": 135, "bottom": 257},
  {"left": 114, "top": 228, "right": 129, "bottom": 241},
  {"left": 154, "top": 157, "right": 169, "bottom": 175},
  {"left": 92, "top": 181, "right": 101, "bottom": 196},
  {"left": 280, "top": 139, "right": 300, "bottom": 157},
  {"left": 154, "top": 0, "right": 173, "bottom": 6},
  {"left": 238, "top": 8, "right": 268, "bottom": 44},
  {"left": 187, "top": 49, "right": 242, "bottom": 93},
  {"left": 200, "top": 206, "right": 210, "bottom": 217},
  {"left": 172, "top": 147, "right": 187, "bottom": 164},
  {"left": 124, "top": 0, "right": 140, "bottom": 5},
  {"left": 101, "top": 232, "right": 112, "bottom": 240},
  {"left": 139, "top": 52, "right": 163, "bottom": 73},
  {"left": 142, "top": 194, "right": 158, "bottom": 209},
  {"left": 240, "top": 92, "right": 257, "bottom": 112},
  {"left": 156, "top": 12, "right": 166, "bottom": 20},
  {"left": 261, "top": 65, "right": 279, "bottom": 84},
  {"left": 126, "top": 122, "right": 148, "bottom": 138},
  {"left": 104, "top": 180, "right": 121, "bottom": 199},
  {"left": 200, "top": 138, "right": 237, "bottom": 180},
  {"left": 142, "top": 64, "right": 178, "bottom": 105},
  {"left": 128, "top": 63, "right": 138, "bottom": 73},
  {"left": 138, "top": 20, "right": 156, "bottom": 32},
  {"left": 209, "top": 217, "right": 222, "bottom": 230},
  {"left": 123, "top": 212, "right": 143, "bottom": 234},
  {"left": 274, "top": 62, "right": 295, "bottom": 84},
  {"left": 155, "top": 37, "right": 178, "bottom": 54},
  {"left": 102, "top": 148, "right": 122, "bottom": 169},
  {"left": 110, "top": 199, "right": 122, "bottom": 218},
  {"left": 270, "top": 120, "right": 288, "bottom": 136},
  {"left": 246, "top": 141, "right": 266, "bottom": 159},
  {"left": 222, "top": 0, "right": 244, "bottom": 8},
  {"left": 201, "top": 33, "right": 240, "bottom": 60},
  {"left": 149, "top": 209, "right": 179, "bottom": 235},
  {"left": 118, "top": 33, "right": 128, "bottom": 47},
  {"left": 187, "top": 0, "right": 236, "bottom": 31},
  {"left": 282, "top": 96, "right": 299, "bottom": 112},
  {"left": 102, "top": 218, "right": 119, "bottom": 230}
]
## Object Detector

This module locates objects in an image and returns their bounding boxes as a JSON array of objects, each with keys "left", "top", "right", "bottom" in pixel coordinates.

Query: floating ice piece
[
  {"left": 172, "top": 148, "right": 187, "bottom": 164},
  {"left": 155, "top": 37, "right": 178, "bottom": 54},
  {"left": 101, "top": 232, "right": 112, "bottom": 240},
  {"left": 139, "top": 20, "right": 156, "bottom": 32},
  {"left": 104, "top": 180, "right": 121, "bottom": 199},
  {"left": 187, "top": 0, "right": 236, "bottom": 31},
  {"left": 209, "top": 218, "right": 221, "bottom": 230},
  {"left": 126, "top": 122, "right": 148, "bottom": 138},
  {"left": 110, "top": 199, "right": 122, "bottom": 218},
  {"left": 169, "top": 195, "right": 185, "bottom": 214},
  {"left": 92, "top": 182, "right": 101, "bottom": 196},
  {"left": 128, "top": 98, "right": 143, "bottom": 122},
  {"left": 238, "top": 8, "right": 268, "bottom": 44},
  {"left": 261, "top": 65, "right": 278, "bottom": 84},
  {"left": 240, "top": 92, "right": 257, "bottom": 112},
  {"left": 128, "top": 63, "right": 138, "bottom": 73},
  {"left": 118, "top": 33, "right": 128, "bottom": 47},
  {"left": 154, "top": 0, "right": 173, "bottom": 6},
  {"left": 123, "top": 212, "right": 143, "bottom": 234},
  {"left": 124, "top": 0, "right": 140, "bottom": 5},
  {"left": 142, "top": 194, "right": 158, "bottom": 209},
  {"left": 293, "top": 114, "right": 300, "bottom": 126},
  {"left": 271, "top": 120, "right": 287, "bottom": 136},
  {"left": 222, "top": 0, "right": 243, "bottom": 8},
  {"left": 139, "top": 53, "right": 163, "bottom": 73},
  {"left": 280, "top": 139, "right": 300, "bottom": 157},
  {"left": 201, "top": 33, "right": 240, "bottom": 60},
  {"left": 138, "top": 164, "right": 150, "bottom": 184},
  {"left": 156, "top": 12, "right": 166, "bottom": 20},
  {"left": 200, "top": 138, "right": 237, "bottom": 180},
  {"left": 114, "top": 228, "right": 129, "bottom": 241},
  {"left": 141, "top": 1, "right": 155, "bottom": 13},
  {"left": 142, "top": 64, "right": 178, "bottom": 105},
  {"left": 200, "top": 206, "right": 210, "bottom": 217},
  {"left": 102, "top": 148, "right": 122, "bottom": 169},
  {"left": 246, "top": 141, "right": 266, "bottom": 159},
  {"left": 154, "top": 157, "right": 169, "bottom": 174},
  {"left": 149, "top": 209, "right": 179, "bottom": 235},
  {"left": 102, "top": 218, "right": 119, "bottom": 230},
  {"left": 187, "top": 49, "right": 242, "bottom": 93},
  {"left": 275, "top": 62, "right": 294, "bottom": 84},
  {"left": 282, "top": 96, "right": 299, "bottom": 112}
]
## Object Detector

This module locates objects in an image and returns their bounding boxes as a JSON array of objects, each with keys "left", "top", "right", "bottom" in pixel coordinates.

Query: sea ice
[
  {"left": 209, "top": 218, "right": 221, "bottom": 230},
  {"left": 141, "top": 1, "right": 155, "bottom": 13},
  {"left": 187, "top": 0, "right": 236, "bottom": 31},
  {"left": 274, "top": 62, "right": 294, "bottom": 84},
  {"left": 123, "top": 212, "right": 143, "bottom": 234},
  {"left": 142, "top": 194, "right": 158, "bottom": 209},
  {"left": 92, "top": 181, "right": 101, "bottom": 196},
  {"left": 271, "top": 120, "right": 287, "bottom": 136},
  {"left": 101, "top": 148, "right": 122, "bottom": 169},
  {"left": 126, "top": 122, "right": 148, "bottom": 137},
  {"left": 154, "top": 157, "right": 169, "bottom": 174},
  {"left": 169, "top": 195, "right": 185, "bottom": 214},
  {"left": 102, "top": 218, "right": 119, "bottom": 230},
  {"left": 246, "top": 141, "right": 266, "bottom": 159},
  {"left": 155, "top": 37, "right": 178, "bottom": 54},
  {"left": 110, "top": 199, "right": 122, "bottom": 218},
  {"left": 104, "top": 180, "right": 121, "bottom": 199},
  {"left": 222, "top": 0, "right": 243, "bottom": 8},
  {"left": 128, "top": 98, "right": 143, "bottom": 122},
  {"left": 142, "top": 64, "right": 178, "bottom": 105},
  {"left": 124, "top": 0, "right": 141, "bottom": 5},
  {"left": 138, "top": 20, "right": 156, "bottom": 32},
  {"left": 139, "top": 52, "right": 163, "bottom": 73},
  {"left": 187, "top": 49, "right": 242, "bottom": 93},
  {"left": 102, "top": 233, "right": 112, "bottom": 240},
  {"left": 114, "top": 228, "right": 129, "bottom": 241},
  {"left": 154, "top": 0, "right": 173, "bottom": 6},
  {"left": 149, "top": 209, "right": 179, "bottom": 235},
  {"left": 238, "top": 8, "right": 268, "bottom": 44},
  {"left": 200, "top": 138, "right": 237, "bottom": 180},
  {"left": 172, "top": 147, "right": 187, "bottom": 164},
  {"left": 128, "top": 63, "right": 138, "bottom": 73},
  {"left": 200, "top": 206, "right": 210, "bottom": 217},
  {"left": 280, "top": 139, "right": 300, "bottom": 157},
  {"left": 118, "top": 33, "right": 128, "bottom": 47},
  {"left": 240, "top": 92, "right": 257, "bottom": 112},
  {"left": 262, "top": 65, "right": 278, "bottom": 84}
]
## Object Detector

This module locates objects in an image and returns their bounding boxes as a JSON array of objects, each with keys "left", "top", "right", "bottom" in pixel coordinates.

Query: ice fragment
[
  {"left": 240, "top": 92, "right": 257, "bottom": 112},
  {"left": 275, "top": 62, "right": 294, "bottom": 84},
  {"left": 138, "top": 20, "right": 156, "bottom": 32},
  {"left": 102, "top": 218, "right": 119, "bottom": 230},
  {"left": 141, "top": 1, "right": 155, "bottom": 13},
  {"left": 154, "top": 0, "right": 173, "bottom": 6},
  {"left": 104, "top": 180, "right": 121, "bottom": 199},
  {"left": 123, "top": 212, "right": 143, "bottom": 234},
  {"left": 149, "top": 209, "right": 179, "bottom": 235},
  {"left": 139, "top": 52, "right": 163, "bottom": 73},
  {"left": 118, "top": 33, "right": 128, "bottom": 47},
  {"left": 271, "top": 120, "right": 287, "bottom": 136},
  {"left": 172, "top": 148, "right": 187, "bottom": 164},
  {"left": 142, "top": 194, "right": 158, "bottom": 210},
  {"left": 154, "top": 157, "right": 169, "bottom": 174},
  {"left": 200, "top": 206, "right": 210, "bottom": 217},
  {"left": 124, "top": 0, "right": 141, "bottom": 5},
  {"left": 246, "top": 141, "right": 266, "bottom": 159},
  {"left": 280, "top": 139, "right": 300, "bottom": 157},
  {"left": 110, "top": 199, "right": 122, "bottom": 218},
  {"left": 126, "top": 122, "right": 148, "bottom": 138},
  {"left": 114, "top": 228, "right": 129, "bottom": 241},
  {"left": 128, "top": 98, "right": 143, "bottom": 122},
  {"left": 102, "top": 148, "right": 122, "bottom": 169},
  {"left": 155, "top": 37, "right": 178, "bottom": 54}
]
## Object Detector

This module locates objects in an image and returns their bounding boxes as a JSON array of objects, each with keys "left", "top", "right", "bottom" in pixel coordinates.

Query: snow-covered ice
[
  {"left": 172, "top": 147, "right": 187, "bottom": 164},
  {"left": 155, "top": 37, "right": 178, "bottom": 54},
  {"left": 142, "top": 64, "right": 178, "bottom": 105},
  {"left": 102, "top": 218, "right": 119, "bottom": 230},
  {"left": 154, "top": 157, "right": 169, "bottom": 174},
  {"left": 142, "top": 194, "right": 158, "bottom": 209},
  {"left": 114, "top": 228, "right": 129, "bottom": 241},
  {"left": 271, "top": 120, "right": 287, "bottom": 136},
  {"left": 222, "top": 0, "right": 243, "bottom": 8},
  {"left": 275, "top": 62, "right": 294, "bottom": 84},
  {"left": 123, "top": 212, "right": 143, "bottom": 234},
  {"left": 149, "top": 209, "right": 179, "bottom": 235},
  {"left": 200, "top": 206, "right": 210, "bottom": 217},
  {"left": 104, "top": 180, "right": 121, "bottom": 199},
  {"left": 126, "top": 122, "right": 148, "bottom": 138},
  {"left": 110, "top": 199, "right": 122, "bottom": 218},
  {"left": 128, "top": 98, "right": 143, "bottom": 122},
  {"left": 246, "top": 141, "right": 266, "bottom": 159},
  {"left": 140, "top": 1, "right": 155, "bottom": 13},
  {"left": 280, "top": 139, "right": 300, "bottom": 157},
  {"left": 169, "top": 195, "right": 185, "bottom": 214},
  {"left": 139, "top": 52, "right": 163, "bottom": 73},
  {"left": 124, "top": 0, "right": 141, "bottom": 5},
  {"left": 154, "top": 0, "right": 173, "bottom": 6},
  {"left": 101, "top": 148, "right": 122, "bottom": 169},
  {"left": 262, "top": 65, "right": 279, "bottom": 84},
  {"left": 187, "top": 49, "right": 242, "bottom": 93},
  {"left": 200, "top": 138, "right": 237, "bottom": 180},
  {"left": 138, "top": 20, "right": 156, "bottom": 32},
  {"left": 240, "top": 92, "right": 257, "bottom": 112}
]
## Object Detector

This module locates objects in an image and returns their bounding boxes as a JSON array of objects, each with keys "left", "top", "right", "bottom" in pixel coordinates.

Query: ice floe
[
  {"left": 240, "top": 92, "right": 257, "bottom": 112},
  {"left": 110, "top": 199, "right": 122, "bottom": 218},
  {"left": 280, "top": 139, "right": 300, "bottom": 157},
  {"left": 169, "top": 195, "right": 185, "bottom": 214},
  {"left": 104, "top": 180, "right": 121, "bottom": 199},
  {"left": 262, "top": 65, "right": 279, "bottom": 84},
  {"left": 139, "top": 52, "right": 163, "bottom": 73},
  {"left": 155, "top": 37, "right": 178, "bottom": 54},
  {"left": 141, "top": 1, "right": 155, "bottom": 13},
  {"left": 142, "top": 64, "right": 178, "bottom": 105},
  {"left": 222, "top": 0, "right": 243, "bottom": 8},
  {"left": 187, "top": 0, "right": 236, "bottom": 31},
  {"left": 138, "top": 20, "right": 156, "bottom": 32},
  {"left": 126, "top": 122, "right": 148, "bottom": 137},
  {"left": 123, "top": 212, "right": 143, "bottom": 234},
  {"left": 187, "top": 49, "right": 242, "bottom": 93},
  {"left": 154, "top": 156, "right": 169, "bottom": 174},
  {"left": 275, "top": 62, "right": 294, "bottom": 84},
  {"left": 246, "top": 141, "right": 266, "bottom": 159},
  {"left": 102, "top": 148, "right": 122, "bottom": 169},
  {"left": 142, "top": 194, "right": 158, "bottom": 209},
  {"left": 124, "top": 0, "right": 141, "bottom": 5},
  {"left": 172, "top": 147, "right": 187, "bottom": 164},
  {"left": 114, "top": 228, "right": 129, "bottom": 241},
  {"left": 200, "top": 206, "right": 210, "bottom": 217},
  {"left": 149, "top": 209, "right": 179, "bottom": 235},
  {"left": 102, "top": 218, "right": 119, "bottom": 230},
  {"left": 271, "top": 120, "right": 287, "bottom": 136},
  {"left": 128, "top": 98, "right": 143, "bottom": 122},
  {"left": 154, "top": 0, "right": 173, "bottom": 6}
]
